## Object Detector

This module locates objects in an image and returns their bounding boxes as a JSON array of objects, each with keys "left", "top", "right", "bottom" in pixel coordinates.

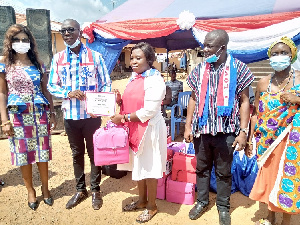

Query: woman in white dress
[{"left": 111, "top": 42, "right": 167, "bottom": 223}]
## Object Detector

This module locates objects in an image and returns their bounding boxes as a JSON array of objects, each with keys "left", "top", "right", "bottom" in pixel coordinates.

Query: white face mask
[
  {"left": 12, "top": 42, "right": 30, "bottom": 54},
  {"left": 269, "top": 55, "right": 291, "bottom": 72},
  {"left": 64, "top": 38, "right": 81, "bottom": 49}
]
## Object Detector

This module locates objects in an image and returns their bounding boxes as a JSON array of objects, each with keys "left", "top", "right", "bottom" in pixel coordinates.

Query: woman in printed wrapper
[
  {"left": 246, "top": 37, "right": 300, "bottom": 225},
  {"left": 0, "top": 24, "right": 56, "bottom": 210}
]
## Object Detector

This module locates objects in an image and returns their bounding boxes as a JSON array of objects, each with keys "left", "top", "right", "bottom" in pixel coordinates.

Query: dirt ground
[{"left": 0, "top": 77, "right": 299, "bottom": 225}]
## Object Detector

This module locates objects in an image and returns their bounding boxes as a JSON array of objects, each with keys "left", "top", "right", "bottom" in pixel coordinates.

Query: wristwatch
[
  {"left": 240, "top": 128, "right": 248, "bottom": 135},
  {"left": 127, "top": 113, "right": 131, "bottom": 122}
]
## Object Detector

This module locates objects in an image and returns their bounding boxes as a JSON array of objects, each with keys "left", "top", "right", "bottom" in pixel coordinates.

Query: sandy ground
[{"left": 0, "top": 77, "right": 299, "bottom": 225}]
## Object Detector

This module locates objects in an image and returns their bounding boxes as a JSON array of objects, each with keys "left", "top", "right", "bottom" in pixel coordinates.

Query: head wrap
[{"left": 268, "top": 36, "right": 298, "bottom": 63}]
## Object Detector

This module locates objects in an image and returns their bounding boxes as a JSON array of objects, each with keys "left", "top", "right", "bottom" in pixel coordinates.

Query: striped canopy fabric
[{"left": 82, "top": 0, "right": 300, "bottom": 73}]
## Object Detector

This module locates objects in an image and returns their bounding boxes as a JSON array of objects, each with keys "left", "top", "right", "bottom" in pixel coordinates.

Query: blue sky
[{"left": 0, "top": 0, "right": 128, "bottom": 24}]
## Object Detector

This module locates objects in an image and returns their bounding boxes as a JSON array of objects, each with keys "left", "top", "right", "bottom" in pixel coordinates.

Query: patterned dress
[
  {"left": 0, "top": 63, "right": 52, "bottom": 166},
  {"left": 250, "top": 80, "right": 300, "bottom": 214}
]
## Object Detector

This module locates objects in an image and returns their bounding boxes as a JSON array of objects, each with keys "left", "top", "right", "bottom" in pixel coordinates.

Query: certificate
[{"left": 85, "top": 92, "right": 116, "bottom": 116}]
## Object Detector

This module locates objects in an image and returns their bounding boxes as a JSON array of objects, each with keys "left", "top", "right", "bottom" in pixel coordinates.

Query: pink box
[
  {"left": 166, "top": 176, "right": 195, "bottom": 205},
  {"left": 167, "top": 142, "right": 186, "bottom": 153},
  {"left": 156, "top": 175, "right": 168, "bottom": 200},
  {"left": 172, "top": 152, "right": 196, "bottom": 184}
]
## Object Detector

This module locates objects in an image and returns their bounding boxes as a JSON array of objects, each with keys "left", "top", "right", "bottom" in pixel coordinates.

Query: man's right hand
[
  {"left": 68, "top": 90, "right": 85, "bottom": 100},
  {"left": 184, "top": 126, "right": 193, "bottom": 143}
]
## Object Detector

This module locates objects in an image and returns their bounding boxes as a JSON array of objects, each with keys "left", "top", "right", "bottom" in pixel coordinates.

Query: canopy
[
  {"left": 100, "top": 0, "right": 300, "bottom": 23},
  {"left": 82, "top": 0, "right": 300, "bottom": 74}
]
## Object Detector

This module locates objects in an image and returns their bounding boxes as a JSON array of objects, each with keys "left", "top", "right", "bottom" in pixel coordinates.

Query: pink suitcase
[
  {"left": 93, "top": 122, "right": 129, "bottom": 166},
  {"left": 156, "top": 175, "right": 168, "bottom": 200},
  {"left": 171, "top": 152, "right": 197, "bottom": 184},
  {"left": 166, "top": 176, "right": 195, "bottom": 205}
]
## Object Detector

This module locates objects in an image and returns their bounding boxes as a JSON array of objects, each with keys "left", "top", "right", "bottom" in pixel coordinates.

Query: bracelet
[
  {"left": 127, "top": 113, "right": 131, "bottom": 122},
  {"left": 0, "top": 120, "right": 11, "bottom": 127},
  {"left": 247, "top": 142, "right": 253, "bottom": 145},
  {"left": 50, "top": 112, "right": 56, "bottom": 115}
]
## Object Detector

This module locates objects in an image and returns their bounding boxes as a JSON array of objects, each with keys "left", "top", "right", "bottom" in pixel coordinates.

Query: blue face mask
[
  {"left": 205, "top": 47, "right": 223, "bottom": 63},
  {"left": 269, "top": 55, "right": 291, "bottom": 72}
]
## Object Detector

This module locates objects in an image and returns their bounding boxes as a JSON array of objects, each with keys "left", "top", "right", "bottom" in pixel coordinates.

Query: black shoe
[
  {"left": 41, "top": 187, "right": 54, "bottom": 206},
  {"left": 219, "top": 211, "right": 231, "bottom": 225},
  {"left": 28, "top": 201, "right": 39, "bottom": 211},
  {"left": 66, "top": 190, "right": 88, "bottom": 209},
  {"left": 189, "top": 202, "right": 208, "bottom": 220},
  {"left": 43, "top": 197, "right": 54, "bottom": 206},
  {"left": 92, "top": 192, "right": 103, "bottom": 210}
]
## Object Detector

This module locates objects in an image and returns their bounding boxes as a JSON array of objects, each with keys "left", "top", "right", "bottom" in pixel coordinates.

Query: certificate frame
[{"left": 85, "top": 91, "right": 116, "bottom": 116}]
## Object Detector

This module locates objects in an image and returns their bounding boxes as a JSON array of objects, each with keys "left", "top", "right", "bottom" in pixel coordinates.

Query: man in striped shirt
[
  {"left": 47, "top": 19, "right": 111, "bottom": 210},
  {"left": 184, "top": 29, "right": 254, "bottom": 225}
]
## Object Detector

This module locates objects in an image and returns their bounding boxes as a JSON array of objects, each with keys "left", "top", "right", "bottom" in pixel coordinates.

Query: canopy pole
[{"left": 166, "top": 48, "right": 169, "bottom": 81}]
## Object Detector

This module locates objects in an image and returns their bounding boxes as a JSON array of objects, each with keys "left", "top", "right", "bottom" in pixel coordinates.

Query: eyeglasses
[
  {"left": 59, "top": 27, "right": 79, "bottom": 35},
  {"left": 12, "top": 37, "right": 30, "bottom": 43}
]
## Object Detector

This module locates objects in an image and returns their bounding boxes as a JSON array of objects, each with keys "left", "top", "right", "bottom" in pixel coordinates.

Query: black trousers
[
  {"left": 194, "top": 133, "right": 235, "bottom": 211},
  {"left": 64, "top": 117, "right": 101, "bottom": 192}
]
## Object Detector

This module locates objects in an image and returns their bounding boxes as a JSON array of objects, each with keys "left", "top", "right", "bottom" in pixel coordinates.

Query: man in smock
[{"left": 184, "top": 29, "right": 254, "bottom": 225}]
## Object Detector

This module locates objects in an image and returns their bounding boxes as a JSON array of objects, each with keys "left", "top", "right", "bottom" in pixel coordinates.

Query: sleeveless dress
[
  {"left": 117, "top": 69, "right": 167, "bottom": 181},
  {"left": 0, "top": 63, "right": 52, "bottom": 166},
  {"left": 249, "top": 72, "right": 300, "bottom": 214}
]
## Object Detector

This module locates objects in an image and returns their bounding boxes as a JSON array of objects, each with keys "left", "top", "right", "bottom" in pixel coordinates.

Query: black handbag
[{"left": 102, "top": 164, "right": 127, "bottom": 179}]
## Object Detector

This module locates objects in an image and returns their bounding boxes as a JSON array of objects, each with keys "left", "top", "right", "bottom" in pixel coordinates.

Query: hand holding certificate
[{"left": 85, "top": 92, "right": 116, "bottom": 116}]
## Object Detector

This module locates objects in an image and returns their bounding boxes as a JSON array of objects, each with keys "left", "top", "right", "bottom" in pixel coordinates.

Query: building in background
[{"left": 15, "top": 13, "right": 86, "bottom": 55}]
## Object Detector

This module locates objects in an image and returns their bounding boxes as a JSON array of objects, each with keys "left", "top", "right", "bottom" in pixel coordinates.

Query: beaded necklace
[{"left": 269, "top": 68, "right": 294, "bottom": 93}]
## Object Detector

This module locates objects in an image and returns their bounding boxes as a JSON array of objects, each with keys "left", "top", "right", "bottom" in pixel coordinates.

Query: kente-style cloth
[
  {"left": 250, "top": 83, "right": 300, "bottom": 213},
  {"left": 197, "top": 54, "right": 237, "bottom": 126},
  {"left": 187, "top": 55, "right": 254, "bottom": 136},
  {"left": 118, "top": 68, "right": 167, "bottom": 181},
  {"left": 0, "top": 63, "right": 52, "bottom": 166},
  {"left": 268, "top": 36, "right": 298, "bottom": 63}
]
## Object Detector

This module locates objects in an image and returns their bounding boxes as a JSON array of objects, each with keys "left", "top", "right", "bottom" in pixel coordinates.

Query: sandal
[
  {"left": 123, "top": 201, "right": 145, "bottom": 211},
  {"left": 255, "top": 219, "right": 272, "bottom": 225},
  {"left": 136, "top": 209, "right": 157, "bottom": 223}
]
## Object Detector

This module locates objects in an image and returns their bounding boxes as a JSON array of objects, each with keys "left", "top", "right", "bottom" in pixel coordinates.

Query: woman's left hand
[
  {"left": 110, "top": 114, "right": 124, "bottom": 125},
  {"left": 280, "top": 92, "right": 299, "bottom": 105},
  {"left": 50, "top": 113, "right": 57, "bottom": 131}
]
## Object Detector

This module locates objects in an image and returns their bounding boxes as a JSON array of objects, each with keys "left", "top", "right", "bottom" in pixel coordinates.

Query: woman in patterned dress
[
  {"left": 245, "top": 37, "right": 300, "bottom": 225},
  {"left": 0, "top": 24, "right": 56, "bottom": 210}
]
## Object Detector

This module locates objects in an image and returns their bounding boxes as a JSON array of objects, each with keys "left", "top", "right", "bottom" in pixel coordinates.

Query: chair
[{"left": 170, "top": 91, "right": 191, "bottom": 140}]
